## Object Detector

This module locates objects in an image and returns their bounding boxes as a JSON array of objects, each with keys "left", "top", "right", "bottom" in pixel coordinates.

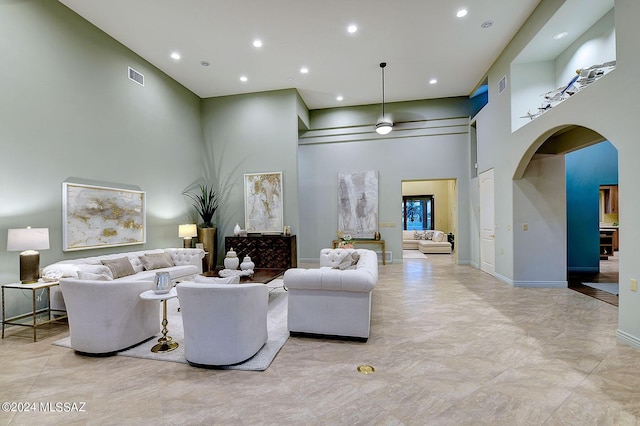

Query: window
[{"left": 402, "top": 195, "right": 434, "bottom": 230}]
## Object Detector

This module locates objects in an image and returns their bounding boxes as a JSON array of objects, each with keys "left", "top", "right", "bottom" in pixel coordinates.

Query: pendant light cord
[{"left": 380, "top": 62, "right": 387, "bottom": 118}]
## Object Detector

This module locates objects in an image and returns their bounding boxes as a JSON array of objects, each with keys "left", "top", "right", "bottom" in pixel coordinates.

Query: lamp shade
[
  {"left": 7, "top": 227, "right": 50, "bottom": 251},
  {"left": 178, "top": 224, "right": 198, "bottom": 238}
]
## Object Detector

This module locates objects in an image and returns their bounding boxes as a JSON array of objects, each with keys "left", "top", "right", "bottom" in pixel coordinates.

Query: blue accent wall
[{"left": 566, "top": 141, "right": 618, "bottom": 273}]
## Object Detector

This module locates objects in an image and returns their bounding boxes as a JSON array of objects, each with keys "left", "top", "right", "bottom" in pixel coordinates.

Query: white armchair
[
  {"left": 59, "top": 278, "right": 160, "bottom": 355},
  {"left": 176, "top": 281, "right": 268, "bottom": 366}
]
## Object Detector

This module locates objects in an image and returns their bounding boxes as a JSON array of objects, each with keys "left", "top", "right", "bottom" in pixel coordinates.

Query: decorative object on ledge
[
  {"left": 7, "top": 227, "right": 50, "bottom": 283},
  {"left": 178, "top": 224, "right": 197, "bottom": 248},
  {"left": 63, "top": 182, "right": 146, "bottom": 251},
  {"left": 233, "top": 223, "right": 242, "bottom": 236},
  {"left": 283, "top": 225, "right": 291, "bottom": 236},
  {"left": 224, "top": 248, "right": 240, "bottom": 270},
  {"left": 244, "top": 172, "right": 283, "bottom": 234}
]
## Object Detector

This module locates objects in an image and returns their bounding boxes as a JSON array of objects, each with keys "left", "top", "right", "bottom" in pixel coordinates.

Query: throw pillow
[
  {"left": 139, "top": 253, "right": 175, "bottom": 271},
  {"left": 332, "top": 252, "right": 359, "bottom": 270},
  {"left": 76, "top": 264, "right": 114, "bottom": 279},
  {"left": 432, "top": 231, "right": 445, "bottom": 242},
  {"left": 77, "top": 271, "right": 113, "bottom": 281},
  {"left": 101, "top": 257, "right": 135, "bottom": 279},
  {"left": 414, "top": 231, "right": 422, "bottom": 240},
  {"left": 425, "top": 230, "right": 435, "bottom": 240},
  {"left": 194, "top": 275, "right": 240, "bottom": 284}
]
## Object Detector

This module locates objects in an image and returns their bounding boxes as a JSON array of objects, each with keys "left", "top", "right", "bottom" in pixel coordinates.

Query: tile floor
[{"left": 1, "top": 255, "right": 638, "bottom": 425}]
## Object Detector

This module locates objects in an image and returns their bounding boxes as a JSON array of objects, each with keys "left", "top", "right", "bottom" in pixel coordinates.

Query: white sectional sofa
[
  {"left": 283, "top": 248, "right": 378, "bottom": 340},
  {"left": 44, "top": 248, "right": 204, "bottom": 355},
  {"left": 43, "top": 248, "right": 204, "bottom": 312},
  {"left": 402, "top": 230, "right": 452, "bottom": 254}
]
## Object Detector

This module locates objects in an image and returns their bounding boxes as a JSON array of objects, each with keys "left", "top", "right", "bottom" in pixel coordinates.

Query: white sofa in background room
[
  {"left": 283, "top": 248, "right": 378, "bottom": 340},
  {"left": 402, "top": 230, "right": 452, "bottom": 254}
]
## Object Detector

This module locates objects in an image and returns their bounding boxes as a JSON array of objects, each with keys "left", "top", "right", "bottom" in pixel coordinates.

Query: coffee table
[{"left": 202, "top": 268, "right": 286, "bottom": 287}]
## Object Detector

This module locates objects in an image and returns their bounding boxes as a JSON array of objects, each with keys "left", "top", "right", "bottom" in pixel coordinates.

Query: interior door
[{"left": 479, "top": 169, "right": 495, "bottom": 275}]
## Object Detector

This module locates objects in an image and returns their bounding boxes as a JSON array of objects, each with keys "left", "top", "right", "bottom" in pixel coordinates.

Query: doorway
[{"left": 401, "top": 179, "right": 457, "bottom": 260}]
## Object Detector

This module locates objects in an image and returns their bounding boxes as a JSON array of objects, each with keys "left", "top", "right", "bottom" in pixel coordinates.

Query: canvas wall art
[
  {"left": 244, "top": 172, "right": 283, "bottom": 234},
  {"left": 338, "top": 170, "right": 379, "bottom": 239},
  {"left": 63, "top": 182, "right": 146, "bottom": 251}
]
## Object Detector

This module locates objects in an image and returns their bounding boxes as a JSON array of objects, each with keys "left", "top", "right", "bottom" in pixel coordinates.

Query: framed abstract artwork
[
  {"left": 244, "top": 172, "right": 283, "bottom": 234},
  {"left": 338, "top": 170, "right": 379, "bottom": 239},
  {"left": 62, "top": 182, "right": 146, "bottom": 251}
]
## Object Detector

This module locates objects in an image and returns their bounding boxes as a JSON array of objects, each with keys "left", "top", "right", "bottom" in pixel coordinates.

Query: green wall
[{"left": 0, "top": 1, "right": 204, "bottom": 317}]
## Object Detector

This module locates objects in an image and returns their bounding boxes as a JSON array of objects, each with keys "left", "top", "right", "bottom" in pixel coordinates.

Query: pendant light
[{"left": 375, "top": 62, "right": 393, "bottom": 135}]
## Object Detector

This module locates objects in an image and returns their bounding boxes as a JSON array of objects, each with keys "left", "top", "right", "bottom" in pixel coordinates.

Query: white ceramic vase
[
  {"left": 233, "top": 223, "right": 242, "bottom": 236},
  {"left": 240, "top": 256, "right": 255, "bottom": 271},
  {"left": 224, "top": 248, "right": 239, "bottom": 270}
]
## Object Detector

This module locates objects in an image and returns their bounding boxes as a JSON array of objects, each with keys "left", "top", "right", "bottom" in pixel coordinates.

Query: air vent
[
  {"left": 128, "top": 67, "right": 144, "bottom": 86},
  {"left": 498, "top": 75, "right": 507, "bottom": 94}
]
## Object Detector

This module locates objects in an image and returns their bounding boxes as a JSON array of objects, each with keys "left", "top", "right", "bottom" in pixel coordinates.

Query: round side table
[{"left": 140, "top": 287, "right": 178, "bottom": 353}]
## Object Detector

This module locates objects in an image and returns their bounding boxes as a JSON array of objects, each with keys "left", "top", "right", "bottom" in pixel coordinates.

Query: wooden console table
[
  {"left": 225, "top": 235, "right": 297, "bottom": 269},
  {"left": 332, "top": 239, "right": 386, "bottom": 265}
]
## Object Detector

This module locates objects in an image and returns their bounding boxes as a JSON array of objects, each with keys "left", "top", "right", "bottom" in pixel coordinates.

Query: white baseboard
[
  {"left": 376, "top": 251, "right": 392, "bottom": 263},
  {"left": 616, "top": 329, "right": 640, "bottom": 349},
  {"left": 512, "top": 280, "right": 568, "bottom": 288}
]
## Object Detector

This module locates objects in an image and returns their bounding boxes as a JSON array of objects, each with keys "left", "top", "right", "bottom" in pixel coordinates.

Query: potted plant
[{"left": 183, "top": 184, "right": 219, "bottom": 271}]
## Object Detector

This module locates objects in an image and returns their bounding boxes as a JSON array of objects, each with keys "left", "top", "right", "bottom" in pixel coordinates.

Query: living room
[{"left": 3, "top": 0, "right": 640, "bottom": 422}]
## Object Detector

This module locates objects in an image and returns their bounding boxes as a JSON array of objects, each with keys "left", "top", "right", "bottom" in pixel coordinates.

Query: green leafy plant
[{"left": 183, "top": 184, "right": 219, "bottom": 228}]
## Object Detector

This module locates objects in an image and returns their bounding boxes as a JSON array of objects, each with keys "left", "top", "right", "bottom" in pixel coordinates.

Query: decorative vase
[
  {"left": 240, "top": 256, "right": 255, "bottom": 271},
  {"left": 224, "top": 248, "right": 239, "bottom": 270},
  {"left": 233, "top": 223, "right": 242, "bottom": 236},
  {"left": 153, "top": 271, "right": 172, "bottom": 294},
  {"left": 197, "top": 227, "right": 217, "bottom": 272}
]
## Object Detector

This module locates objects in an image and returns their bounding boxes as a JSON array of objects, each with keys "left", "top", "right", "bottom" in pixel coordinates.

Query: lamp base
[
  {"left": 20, "top": 250, "right": 40, "bottom": 284},
  {"left": 183, "top": 238, "right": 192, "bottom": 249}
]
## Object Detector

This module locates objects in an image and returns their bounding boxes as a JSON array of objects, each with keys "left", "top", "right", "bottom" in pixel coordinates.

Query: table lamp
[
  {"left": 7, "top": 227, "right": 50, "bottom": 284},
  {"left": 178, "top": 224, "right": 197, "bottom": 248}
]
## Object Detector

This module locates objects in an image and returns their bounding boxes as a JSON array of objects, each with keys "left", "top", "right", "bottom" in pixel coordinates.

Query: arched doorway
[{"left": 511, "top": 125, "right": 618, "bottom": 302}]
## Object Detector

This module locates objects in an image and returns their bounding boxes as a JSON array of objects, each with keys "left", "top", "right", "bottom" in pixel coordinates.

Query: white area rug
[
  {"left": 403, "top": 250, "right": 428, "bottom": 259},
  {"left": 53, "top": 283, "right": 289, "bottom": 371},
  {"left": 582, "top": 282, "right": 619, "bottom": 296}
]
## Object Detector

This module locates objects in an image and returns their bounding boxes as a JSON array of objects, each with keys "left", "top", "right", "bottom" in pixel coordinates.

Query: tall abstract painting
[
  {"left": 338, "top": 170, "right": 378, "bottom": 239},
  {"left": 63, "top": 182, "right": 146, "bottom": 251},
  {"left": 244, "top": 172, "right": 283, "bottom": 234}
]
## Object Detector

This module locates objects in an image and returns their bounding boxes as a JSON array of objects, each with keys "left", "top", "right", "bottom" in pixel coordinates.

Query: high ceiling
[{"left": 58, "top": 1, "right": 554, "bottom": 110}]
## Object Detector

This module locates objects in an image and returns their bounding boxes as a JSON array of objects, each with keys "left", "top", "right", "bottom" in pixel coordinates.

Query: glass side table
[
  {"left": 139, "top": 287, "right": 179, "bottom": 353},
  {"left": 2, "top": 280, "right": 68, "bottom": 342}
]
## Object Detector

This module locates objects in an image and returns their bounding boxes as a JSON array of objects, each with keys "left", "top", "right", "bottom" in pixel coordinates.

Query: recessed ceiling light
[
  {"left": 240, "top": 76, "right": 248, "bottom": 82},
  {"left": 481, "top": 20, "right": 493, "bottom": 29},
  {"left": 253, "top": 39, "right": 263, "bottom": 48},
  {"left": 170, "top": 52, "right": 181, "bottom": 60},
  {"left": 300, "top": 67, "right": 309, "bottom": 74},
  {"left": 336, "top": 95, "right": 344, "bottom": 101},
  {"left": 456, "top": 9, "right": 468, "bottom": 18},
  {"left": 200, "top": 60, "right": 210, "bottom": 66},
  {"left": 347, "top": 24, "right": 358, "bottom": 34},
  {"left": 429, "top": 79, "right": 437, "bottom": 85},
  {"left": 553, "top": 31, "right": 568, "bottom": 40}
]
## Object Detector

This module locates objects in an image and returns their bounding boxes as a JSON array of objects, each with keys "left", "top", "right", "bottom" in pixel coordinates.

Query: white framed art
[
  {"left": 62, "top": 182, "right": 146, "bottom": 251},
  {"left": 244, "top": 172, "right": 283, "bottom": 234}
]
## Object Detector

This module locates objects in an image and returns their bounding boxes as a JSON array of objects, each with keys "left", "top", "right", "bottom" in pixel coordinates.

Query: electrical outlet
[
  {"left": 631, "top": 279, "right": 637, "bottom": 292},
  {"left": 522, "top": 223, "right": 528, "bottom": 231},
  {"left": 379, "top": 222, "right": 396, "bottom": 228}
]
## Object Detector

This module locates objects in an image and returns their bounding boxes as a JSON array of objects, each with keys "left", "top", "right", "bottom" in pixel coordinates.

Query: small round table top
[{"left": 139, "top": 287, "right": 177, "bottom": 300}]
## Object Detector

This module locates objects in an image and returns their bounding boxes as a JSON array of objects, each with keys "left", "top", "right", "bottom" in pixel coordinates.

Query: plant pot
[{"left": 197, "top": 227, "right": 217, "bottom": 272}]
